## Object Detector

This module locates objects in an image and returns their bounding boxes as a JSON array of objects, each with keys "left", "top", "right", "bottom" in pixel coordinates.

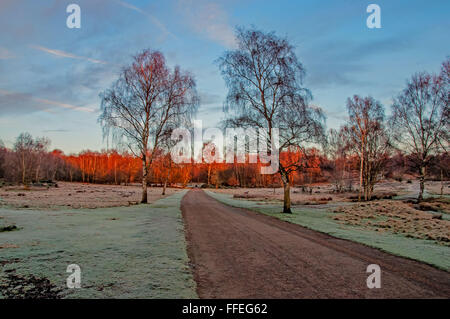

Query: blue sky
[{"left": 0, "top": 0, "right": 449, "bottom": 153}]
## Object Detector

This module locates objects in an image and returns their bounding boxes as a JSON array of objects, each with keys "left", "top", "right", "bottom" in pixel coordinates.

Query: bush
[{"left": 0, "top": 225, "right": 18, "bottom": 232}]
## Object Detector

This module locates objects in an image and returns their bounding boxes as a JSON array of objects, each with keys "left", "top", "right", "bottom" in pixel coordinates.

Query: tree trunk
[
  {"left": 35, "top": 157, "right": 41, "bottom": 182},
  {"left": 368, "top": 184, "right": 374, "bottom": 201},
  {"left": 283, "top": 181, "right": 292, "bottom": 214},
  {"left": 342, "top": 160, "right": 346, "bottom": 193},
  {"left": 141, "top": 155, "right": 148, "bottom": 203},
  {"left": 207, "top": 165, "right": 211, "bottom": 185},
  {"left": 162, "top": 180, "right": 167, "bottom": 196},
  {"left": 418, "top": 165, "right": 426, "bottom": 202},
  {"left": 162, "top": 170, "right": 170, "bottom": 196},
  {"left": 281, "top": 172, "right": 292, "bottom": 214},
  {"left": 22, "top": 154, "right": 26, "bottom": 185},
  {"left": 440, "top": 168, "right": 444, "bottom": 197},
  {"left": 364, "top": 155, "right": 370, "bottom": 201},
  {"left": 358, "top": 151, "right": 364, "bottom": 202},
  {"left": 114, "top": 161, "right": 118, "bottom": 185}
]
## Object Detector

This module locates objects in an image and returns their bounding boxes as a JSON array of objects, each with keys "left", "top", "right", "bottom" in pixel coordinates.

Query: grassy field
[
  {"left": 206, "top": 190, "right": 450, "bottom": 271},
  {"left": 0, "top": 182, "right": 182, "bottom": 209},
  {"left": 0, "top": 190, "right": 196, "bottom": 299}
]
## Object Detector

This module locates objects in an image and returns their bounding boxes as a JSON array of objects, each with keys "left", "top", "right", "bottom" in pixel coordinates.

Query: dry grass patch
[
  {"left": 412, "top": 197, "right": 450, "bottom": 214},
  {"left": 333, "top": 200, "right": 450, "bottom": 245},
  {"left": 0, "top": 182, "right": 182, "bottom": 209},
  {"left": 0, "top": 244, "right": 19, "bottom": 249},
  {"left": 292, "top": 197, "right": 333, "bottom": 205}
]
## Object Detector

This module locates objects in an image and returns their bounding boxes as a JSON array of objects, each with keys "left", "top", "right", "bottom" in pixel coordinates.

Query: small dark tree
[
  {"left": 326, "top": 128, "right": 349, "bottom": 193},
  {"left": 33, "top": 137, "right": 50, "bottom": 182},
  {"left": 14, "top": 133, "right": 35, "bottom": 185}
]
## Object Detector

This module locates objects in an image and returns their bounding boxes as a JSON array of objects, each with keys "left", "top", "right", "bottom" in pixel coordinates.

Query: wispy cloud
[
  {"left": 42, "top": 129, "right": 70, "bottom": 133},
  {"left": 30, "top": 45, "right": 108, "bottom": 64},
  {"left": 113, "top": 0, "right": 175, "bottom": 39},
  {"left": 34, "top": 97, "right": 96, "bottom": 113},
  {"left": 0, "top": 89, "right": 96, "bottom": 114},
  {"left": 0, "top": 47, "right": 14, "bottom": 59},
  {"left": 178, "top": 0, "right": 236, "bottom": 48}
]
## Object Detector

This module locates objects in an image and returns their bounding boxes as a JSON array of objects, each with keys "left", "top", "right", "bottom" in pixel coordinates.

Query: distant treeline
[{"left": 0, "top": 133, "right": 447, "bottom": 188}]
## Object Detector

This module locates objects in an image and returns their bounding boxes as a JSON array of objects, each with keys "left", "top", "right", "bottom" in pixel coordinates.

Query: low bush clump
[{"left": 0, "top": 225, "right": 18, "bottom": 232}]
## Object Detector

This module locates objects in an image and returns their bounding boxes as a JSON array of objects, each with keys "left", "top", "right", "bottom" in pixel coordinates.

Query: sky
[{"left": 0, "top": 0, "right": 449, "bottom": 154}]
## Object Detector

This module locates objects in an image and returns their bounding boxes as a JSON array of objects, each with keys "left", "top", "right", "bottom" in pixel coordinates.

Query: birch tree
[
  {"left": 99, "top": 49, "right": 198, "bottom": 203},
  {"left": 343, "top": 95, "right": 389, "bottom": 201},
  {"left": 390, "top": 60, "right": 449, "bottom": 201},
  {"left": 218, "top": 27, "right": 325, "bottom": 213}
]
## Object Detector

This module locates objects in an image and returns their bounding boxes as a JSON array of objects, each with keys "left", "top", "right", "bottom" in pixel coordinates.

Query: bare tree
[
  {"left": 364, "top": 121, "right": 391, "bottom": 199},
  {"left": 326, "top": 128, "right": 349, "bottom": 193},
  {"left": 343, "top": 96, "right": 390, "bottom": 201},
  {"left": 390, "top": 61, "right": 449, "bottom": 201},
  {"left": 218, "top": 27, "right": 325, "bottom": 213},
  {"left": 14, "top": 133, "right": 35, "bottom": 185},
  {"left": 99, "top": 49, "right": 198, "bottom": 203},
  {"left": 33, "top": 137, "right": 50, "bottom": 182}
]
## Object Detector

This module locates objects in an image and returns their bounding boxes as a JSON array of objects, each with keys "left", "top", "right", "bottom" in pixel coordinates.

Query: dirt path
[{"left": 181, "top": 189, "right": 450, "bottom": 298}]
